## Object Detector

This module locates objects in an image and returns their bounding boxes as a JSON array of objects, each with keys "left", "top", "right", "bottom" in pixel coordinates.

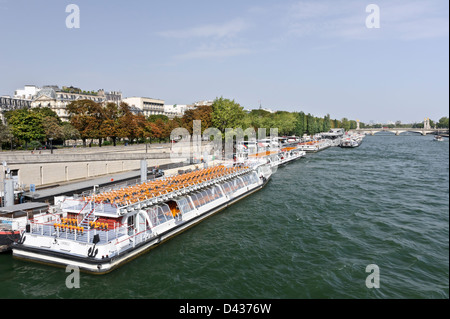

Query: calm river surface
[{"left": 1, "top": 133, "right": 448, "bottom": 299}]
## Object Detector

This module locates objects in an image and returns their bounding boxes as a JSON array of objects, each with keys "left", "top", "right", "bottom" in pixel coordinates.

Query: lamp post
[{"left": 49, "top": 138, "right": 53, "bottom": 154}]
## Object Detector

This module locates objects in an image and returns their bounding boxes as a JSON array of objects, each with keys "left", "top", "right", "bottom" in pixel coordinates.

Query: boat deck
[
  {"left": 30, "top": 223, "right": 126, "bottom": 244},
  {"left": 83, "top": 164, "right": 250, "bottom": 207}
]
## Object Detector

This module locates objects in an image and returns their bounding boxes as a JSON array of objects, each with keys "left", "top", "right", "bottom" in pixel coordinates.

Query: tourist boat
[
  {"left": 340, "top": 134, "right": 363, "bottom": 148},
  {"left": 276, "top": 147, "right": 306, "bottom": 165},
  {"left": 321, "top": 129, "right": 345, "bottom": 146},
  {"left": 434, "top": 135, "right": 444, "bottom": 142},
  {"left": 12, "top": 163, "right": 272, "bottom": 274},
  {"left": 297, "top": 139, "right": 331, "bottom": 152},
  {"left": 236, "top": 138, "right": 305, "bottom": 168},
  {"left": 0, "top": 202, "right": 49, "bottom": 252}
]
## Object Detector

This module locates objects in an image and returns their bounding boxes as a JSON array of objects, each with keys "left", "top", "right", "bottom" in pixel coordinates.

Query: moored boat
[
  {"left": 340, "top": 133, "right": 364, "bottom": 148},
  {"left": 0, "top": 202, "right": 49, "bottom": 252},
  {"left": 12, "top": 163, "right": 272, "bottom": 274}
]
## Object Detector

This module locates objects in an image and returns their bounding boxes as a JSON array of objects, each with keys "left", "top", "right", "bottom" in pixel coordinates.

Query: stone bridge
[
  {"left": 350, "top": 118, "right": 448, "bottom": 136},
  {"left": 350, "top": 127, "right": 446, "bottom": 136}
]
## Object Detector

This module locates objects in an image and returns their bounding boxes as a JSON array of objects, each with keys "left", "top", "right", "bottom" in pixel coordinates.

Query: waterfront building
[
  {"left": 193, "top": 100, "right": 213, "bottom": 107},
  {"left": 30, "top": 86, "right": 105, "bottom": 122},
  {"left": 122, "top": 97, "right": 166, "bottom": 117},
  {"left": 27, "top": 85, "right": 123, "bottom": 122},
  {"left": 14, "top": 85, "right": 41, "bottom": 100},
  {"left": 164, "top": 104, "right": 189, "bottom": 118},
  {"left": 0, "top": 96, "right": 32, "bottom": 123}
]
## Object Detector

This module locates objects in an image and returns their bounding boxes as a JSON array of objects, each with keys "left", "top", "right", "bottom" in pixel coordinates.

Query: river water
[{"left": 1, "top": 133, "right": 448, "bottom": 299}]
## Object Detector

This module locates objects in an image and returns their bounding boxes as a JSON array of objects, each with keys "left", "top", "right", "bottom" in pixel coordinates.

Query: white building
[
  {"left": 14, "top": 85, "right": 41, "bottom": 100},
  {"left": 122, "top": 97, "right": 165, "bottom": 117},
  {"left": 1, "top": 96, "right": 32, "bottom": 123},
  {"left": 8, "top": 85, "right": 123, "bottom": 122},
  {"left": 31, "top": 86, "right": 107, "bottom": 121},
  {"left": 193, "top": 100, "right": 213, "bottom": 107},
  {"left": 164, "top": 104, "right": 189, "bottom": 118}
]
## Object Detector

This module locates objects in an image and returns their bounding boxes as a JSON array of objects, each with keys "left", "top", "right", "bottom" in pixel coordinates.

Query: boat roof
[
  {"left": 248, "top": 151, "right": 279, "bottom": 158},
  {"left": 63, "top": 164, "right": 253, "bottom": 217},
  {"left": 0, "top": 202, "right": 49, "bottom": 215}
]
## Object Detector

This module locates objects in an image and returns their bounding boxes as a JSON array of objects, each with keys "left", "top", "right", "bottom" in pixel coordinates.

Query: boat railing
[
  {"left": 29, "top": 219, "right": 128, "bottom": 245},
  {"left": 28, "top": 218, "right": 158, "bottom": 258}
]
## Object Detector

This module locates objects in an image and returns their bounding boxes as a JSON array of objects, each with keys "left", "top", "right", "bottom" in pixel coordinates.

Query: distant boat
[
  {"left": 434, "top": 135, "right": 444, "bottom": 142},
  {"left": 340, "top": 133, "right": 363, "bottom": 148}
]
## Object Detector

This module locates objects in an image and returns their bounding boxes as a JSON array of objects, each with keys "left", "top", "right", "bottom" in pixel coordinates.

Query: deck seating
[{"left": 84, "top": 165, "right": 250, "bottom": 207}]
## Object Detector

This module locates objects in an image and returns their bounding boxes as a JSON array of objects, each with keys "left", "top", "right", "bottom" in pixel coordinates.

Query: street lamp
[{"left": 49, "top": 138, "right": 53, "bottom": 154}]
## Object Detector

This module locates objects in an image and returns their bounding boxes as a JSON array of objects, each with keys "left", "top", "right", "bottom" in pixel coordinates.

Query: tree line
[{"left": 1, "top": 97, "right": 448, "bottom": 150}]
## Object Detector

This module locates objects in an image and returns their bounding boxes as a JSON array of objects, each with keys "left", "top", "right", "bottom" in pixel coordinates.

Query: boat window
[
  {"left": 206, "top": 188, "right": 215, "bottom": 201},
  {"left": 160, "top": 204, "right": 173, "bottom": 221},
  {"left": 176, "top": 197, "right": 194, "bottom": 214},
  {"left": 213, "top": 185, "right": 224, "bottom": 199},
  {"left": 202, "top": 190, "right": 212, "bottom": 203},
  {"left": 221, "top": 182, "right": 233, "bottom": 197},
  {"left": 190, "top": 193, "right": 201, "bottom": 207},
  {"left": 249, "top": 172, "right": 259, "bottom": 184},
  {"left": 193, "top": 192, "right": 205, "bottom": 206},
  {"left": 146, "top": 206, "right": 160, "bottom": 227},
  {"left": 236, "top": 177, "right": 245, "bottom": 189},
  {"left": 209, "top": 187, "right": 216, "bottom": 200},
  {"left": 127, "top": 214, "right": 135, "bottom": 235},
  {"left": 146, "top": 204, "right": 174, "bottom": 227},
  {"left": 230, "top": 179, "right": 239, "bottom": 191},
  {"left": 156, "top": 206, "right": 167, "bottom": 225},
  {"left": 198, "top": 191, "right": 206, "bottom": 204},
  {"left": 243, "top": 174, "right": 254, "bottom": 185}
]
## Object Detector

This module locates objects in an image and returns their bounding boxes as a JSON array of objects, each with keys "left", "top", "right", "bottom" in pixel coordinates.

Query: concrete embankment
[{"left": 1, "top": 143, "right": 211, "bottom": 191}]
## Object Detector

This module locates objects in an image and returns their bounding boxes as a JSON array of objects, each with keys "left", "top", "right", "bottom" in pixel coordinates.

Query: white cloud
[
  {"left": 158, "top": 18, "right": 252, "bottom": 61},
  {"left": 284, "top": 0, "right": 449, "bottom": 40},
  {"left": 158, "top": 18, "right": 247, "bottom": 39},
  {"left": 175, "top": 46, "right": 251, "bottom": 60}
]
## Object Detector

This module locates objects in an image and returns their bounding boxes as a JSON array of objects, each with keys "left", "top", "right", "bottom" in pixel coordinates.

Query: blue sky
[{"left": 0, "top": 0, "right": 448, "bottom": 123}]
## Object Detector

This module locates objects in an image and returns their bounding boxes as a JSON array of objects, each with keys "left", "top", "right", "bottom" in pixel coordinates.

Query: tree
[
  {"left": 5, "top": 109, "right": 46, "bottom": 149},
  {"left": 32, "top": 107, "right": 62, "bottom": 125},
  {"left": 293, "top": 112, "right": 306, "bottom": 137},
  {"left": 181, "top": 104, "right": 213, "bottom": 134},
  {"left": 0, "top": 122, "right": 12, "bottom": 150},
  {"left": 61, "top": 122, "right": 80, "bottom": 145},
  {"left": 67, "top": 99, "right": 105, "bottom": 147},
  {"left": 101, "top": 102, "right": 120, "bottom": 146},
  {"left": 148, "top": 121, "right": 163, "bottom": 143},
  {"left": 323, "top": 114, "right": 331, "bottom": 132},
  {"left": 42, "top": 116, "right": 64, "bottom": 141},
  {"left": 438, "top": 116, "right": 449, "bottom": 128},
  {"left": 271, "top": 111, "right": 296, "bottom": 136},
  {"left": 341, "top": 117, "right": 351, "bottom": 131},
  {"left": 117, "top": 103, "right": 138, "bottom": 143},
  {"left": 211, "top": 97, "right": 246, "bottom": 134}
]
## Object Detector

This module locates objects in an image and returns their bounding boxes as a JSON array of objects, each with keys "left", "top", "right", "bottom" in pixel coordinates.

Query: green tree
[
  {"left": 0, "top": 122, "right": 12, "bottom": 150},
  {"left": 43, "top": 116, "right": 64, "bottom": 141},
  {"left": 438, "top": 117, "right": 449, "bottom": 128},
  {"left": 61, "top": 122, "right": 80, "bottom": 145},
  {"left": 341, "top": 117, "right": 351, "bottom": 131},
  {"left": 5, "top": 109, "right": 46, "bottom": 149},
  {"left": 293, "top": 112, "right": 306, "bottom": 137},
  {"left": 32, "top": 107, "right": 62, "bottom": 125},
  {"left": 323, "top": 114, "right": 331, "bottom": 132},
  {"left": 211, "top": 97, "right": 246, "bottom": 134}
]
